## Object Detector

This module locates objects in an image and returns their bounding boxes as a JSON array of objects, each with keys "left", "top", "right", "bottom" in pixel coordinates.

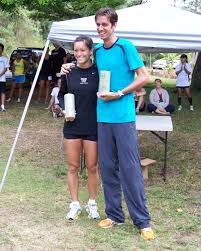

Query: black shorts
[
  {"left": 0, "top": 82, "right": 6, "bottom": 93},
  {"left": 64, "top": 133, "right": 97, "bottom": 142},
  {"left": 39, "top": 74, "right": 52, "bottom": 81},
  {"left": 176, "top": 86, "right": 190, "bottom": 89}
]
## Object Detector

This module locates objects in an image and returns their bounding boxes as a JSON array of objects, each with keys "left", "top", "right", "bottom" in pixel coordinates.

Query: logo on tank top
[{"left": 80, "top": 77, "right": 88, "bottom": 85}]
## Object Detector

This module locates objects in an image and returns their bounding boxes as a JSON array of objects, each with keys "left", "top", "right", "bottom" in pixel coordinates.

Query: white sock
[
  {"left": 88, "top": 199, "right": 96, "bottom": 205},
  {"left": 142, "top": 227, "right": 151, "bottom": 231},
  {"left": 71, "top": 201, "right": 80, "bottom": 206},
  {"left": 1, "top": 104, "right": 4, "bottom": 109}
]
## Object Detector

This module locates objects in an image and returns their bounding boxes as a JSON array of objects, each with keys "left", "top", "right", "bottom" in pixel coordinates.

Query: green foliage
[{"left": 0, "top": 7, "right": 43, "bottom": 57}]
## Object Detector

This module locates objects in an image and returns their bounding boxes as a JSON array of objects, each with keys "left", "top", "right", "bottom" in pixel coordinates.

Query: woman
[
  {"left": 37, "top": 48, "right": 52, "bottom": 103},
  {"left": 26, "top": 53, "right": 37, "bottom": 86},
  {"left": 147, "top": 78, "right": 175, "bottom": 115},
  {"left": 6, "top": 51, "right": 26, "bottom": 103},
  {"left": 175, "top": 54, "right": 194, "bottom": 111},
  {"left": 57, "top": 36, "right": 100, "bottom": 220}
]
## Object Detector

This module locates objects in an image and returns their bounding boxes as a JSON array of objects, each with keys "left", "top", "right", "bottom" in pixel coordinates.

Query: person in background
[
  {"left": 51, "top": 43, "right": 67, "bottom": 83},
  {"left": 37, "top": 48, "right": 52, "bottom": 103},
  {"left": 57, "top": 36, "right": 100, "bottom": 221},
  {"left": 0, "top": 43, "right": 9, "bottom": 111},
  {"left": 134, "top": 88, "right": 146, "bottom": 114},
  {"left": 26, "top": 52, "right": 37, "bottom": 86},
  {"left": 47, "top": 81, "right": 62, "bottom": 118},
  {"left": 175, "top": 54, "right": 194, "bottom": 111},
  {"left": 6, "top": 51, "right": 27, "bottom": 103},
  {"left": 147, "top": 78, "right": 175, "bottom": 115}
]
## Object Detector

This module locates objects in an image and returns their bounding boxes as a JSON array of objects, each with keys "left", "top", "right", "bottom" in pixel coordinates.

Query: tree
[{"left": 191, "top": 53, "right": 201, "bottom": 90}]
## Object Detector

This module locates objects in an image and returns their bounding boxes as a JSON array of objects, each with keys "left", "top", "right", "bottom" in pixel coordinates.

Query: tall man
[
  {"left": 0, "top": 43, "right": 9, "bottom": 111},
  {"left": 61, "top": 7, "right": 154, "bottom": 240},
  {"left": 94, "top": 7, "right": 154, "bottom": 240}
]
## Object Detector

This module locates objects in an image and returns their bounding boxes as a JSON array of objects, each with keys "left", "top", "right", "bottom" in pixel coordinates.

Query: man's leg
[
  {"left": 98, "top": 122, "right": 125, "bottom": 223},
  {"left": 114, "top": 122, "right": 150, "bottom": 229}
]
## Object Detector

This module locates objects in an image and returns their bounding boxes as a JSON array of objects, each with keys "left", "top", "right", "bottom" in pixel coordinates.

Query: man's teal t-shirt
[{"left": 94, "top": 38, "right": 144, "bottom": 123}]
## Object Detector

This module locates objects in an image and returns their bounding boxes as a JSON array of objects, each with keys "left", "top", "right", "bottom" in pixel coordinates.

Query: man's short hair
[
  {"left": 95, "top": 7, "right": 118, "bottom": 25},
  {"left": 0, "top": 43, "right": 4, "bottom": 51}
]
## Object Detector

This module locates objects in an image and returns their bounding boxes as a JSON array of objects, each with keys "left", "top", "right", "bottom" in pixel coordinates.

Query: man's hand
[
  {"left": 97, "top": 92, "right": 120, "bottom": 101},
  {"left": 60, "top": 63, "right": 75, "bottom": 75}
]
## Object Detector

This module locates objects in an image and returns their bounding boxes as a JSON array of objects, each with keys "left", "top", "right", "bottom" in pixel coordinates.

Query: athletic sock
[
  {"left": 178, "top": 97, "right": 182, "bottom": 105},
  {"left": 188, "top": 97, "right": 193, "bottom": 105},
  {"left": 88, "top": 199, "right": 96, "bottom": 205}
]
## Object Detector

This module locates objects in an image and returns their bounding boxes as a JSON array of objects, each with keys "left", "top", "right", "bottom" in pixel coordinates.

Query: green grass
[{"left": 0, "top": 84, "right": 201, "bottom": 250}]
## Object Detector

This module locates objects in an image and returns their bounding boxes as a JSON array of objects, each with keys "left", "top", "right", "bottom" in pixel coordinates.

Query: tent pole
[{"left": 0, "top": 39, "right": 50, "bottom": 192}]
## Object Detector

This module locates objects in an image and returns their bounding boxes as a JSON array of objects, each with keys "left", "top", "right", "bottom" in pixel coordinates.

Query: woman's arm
[
  {"left": 163, "top": 90, "right": 170, "bottom": 108},
  {"left": 149, "top": 90, "right": 158, "bottom": 107}
]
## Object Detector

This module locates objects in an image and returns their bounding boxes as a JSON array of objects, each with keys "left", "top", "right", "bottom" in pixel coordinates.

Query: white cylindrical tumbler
[{"left": 64, "top": 93, "right": 76, "bottom": 121}]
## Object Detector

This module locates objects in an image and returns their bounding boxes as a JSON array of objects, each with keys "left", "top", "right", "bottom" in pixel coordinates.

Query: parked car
[
  {"left": 172, "top": 59, "right": 180, "bottom": 69},
  {"left": 152, "top": 59, "right": 168, "bottom": 70}
]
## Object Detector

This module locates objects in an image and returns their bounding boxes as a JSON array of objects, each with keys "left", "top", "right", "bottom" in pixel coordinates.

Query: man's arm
[
  {"left": 121, "top": 66, "right": 149, "bottom": 94},
  {"left": 0, "top": 67, "right": 7, "bottom": 77}
]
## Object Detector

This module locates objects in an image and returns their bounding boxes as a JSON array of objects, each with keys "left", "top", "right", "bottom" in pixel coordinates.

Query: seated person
[
  {"left": 134, "top": 88, "right": 146, "bottom": 114},
  {"left": 47, "top": 81, "right": 62, "bottom": 118},
  {"left": 147, "top": 79, "right": 175, "bottom": 115}
]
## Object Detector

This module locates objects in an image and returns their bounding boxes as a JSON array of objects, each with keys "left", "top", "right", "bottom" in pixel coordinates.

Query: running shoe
[
  {"left": 85, "top": 202, "right": 100, "bottom": 220},
  {"left": 98, "top": 218, "right": 124, "bottom": 228},
  {"left": 190, "top": 105, "right": 194, "bottom": 111},
  {"left": 66, "top": 202, "right": 82, "bottom": 220},
  {"left": 178, "top": 105, "right": 182, "bottom": 111}
]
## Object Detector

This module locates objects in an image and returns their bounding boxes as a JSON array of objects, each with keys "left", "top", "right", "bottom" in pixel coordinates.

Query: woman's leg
[
  {"left": 83, "top": 140, "right": 99, "bottom": 200},
  {"left": 147, "top": 104, "right": 157, "bottom": 113},
  {"left": 38, "top": 80, "right": 45, "bottom": 102},
  {"left": 177, "top": 88, "right": 182, "bottom": 106},
  {"left": 165, "top": 104, "right": 175, "bottom": 113},
  {"left": 184, "top": 87, "right": 193, "bottom": 106},
  {"left": 64, "top": 138, "right": 82, "bottom": 201},
  {"left": 45, "top": 80, "right": 51, "bottom": 104},
  {"left": 18, "top": 83, "right": 23, "bottom": 100},
  {"left": 8, "top": 81, "right": 16, "bottom": 100}
]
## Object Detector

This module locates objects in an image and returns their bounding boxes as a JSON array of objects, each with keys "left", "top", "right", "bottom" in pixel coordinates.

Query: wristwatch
[{"left": 117, "top": 90, "right": 124, "bottom": 97}]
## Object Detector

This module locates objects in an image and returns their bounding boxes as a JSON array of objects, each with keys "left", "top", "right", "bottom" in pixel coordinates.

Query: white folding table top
[{"left": 136, "top": 115, "right": 173, "bottom": 132}]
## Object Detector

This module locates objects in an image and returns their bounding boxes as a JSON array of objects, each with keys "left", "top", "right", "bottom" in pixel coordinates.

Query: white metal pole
[{"left": 0, "top": 39, "right": 50, "bottom": 192}]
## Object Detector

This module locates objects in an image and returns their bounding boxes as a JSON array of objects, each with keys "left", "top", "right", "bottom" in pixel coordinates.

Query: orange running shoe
[
  {"left": 140, "top": 228, "right": 155, "bottom": 240},
  {"left": 98, "top": 218, "right": 124, "bottom": 229}
]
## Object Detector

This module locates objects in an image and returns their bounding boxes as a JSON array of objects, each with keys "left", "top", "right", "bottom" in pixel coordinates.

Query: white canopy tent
[
  {"left": 1, "top": 2, "right": 201, "bottom": 191},
  {"left": 48, "top": 2, "right": 201, "bottom": 52}
]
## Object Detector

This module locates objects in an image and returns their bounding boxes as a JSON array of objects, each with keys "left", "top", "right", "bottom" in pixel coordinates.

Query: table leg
[{"left": 163, "top": 132, "right": 168, "bottom": 181}]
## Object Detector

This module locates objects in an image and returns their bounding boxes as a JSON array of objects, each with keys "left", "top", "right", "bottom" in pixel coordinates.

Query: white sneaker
[
  {"left": 17, "top": 98, "right": 21, "bottom": 103},
  {"left": 66, "top": 202, "right": 82, "bottom": 220},
  {"left": 178, "top": 105, "right": 182, "bottom": 111},
  {"left": 85, "top": 202, "right": 100, "bottom": 219},
  {"left": 190, "top": 105, "right": 194, "bottom": 111}
]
